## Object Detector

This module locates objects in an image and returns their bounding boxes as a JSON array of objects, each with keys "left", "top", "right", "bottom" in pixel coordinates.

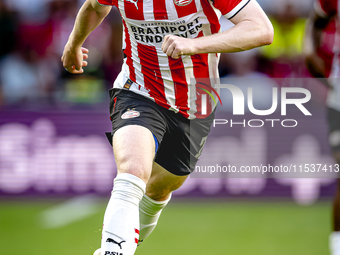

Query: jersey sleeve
[
  {"left": 314, "top": 0, "right": 337, "bottom": 18},
  {"left": 213, "top": 0, "right": 251, "bottom": 19},
  {"left": 97, "top": 0, "right": 115, "bottom": 6}
]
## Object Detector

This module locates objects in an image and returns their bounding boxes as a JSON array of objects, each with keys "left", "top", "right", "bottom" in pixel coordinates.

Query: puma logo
[
  {"left": 106, "top": 238, "right": 126, "bottom": 249},
  {"left": 126, "top": 0, "right": 138, "bottom": 9}
]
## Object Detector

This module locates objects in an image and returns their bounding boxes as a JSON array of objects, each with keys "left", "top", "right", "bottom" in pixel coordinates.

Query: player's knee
[
  {"left": 146, "top": 184, "right": 177, "bottom": 201},
  {"left": 117, "top": 161, "right": 151, "bottom": 184},
  {"left": 146, "top": 189, "right": 171, "bottom": 201},
  {"left": 146, "top": 181, "right": 182, "bottom": 201}
]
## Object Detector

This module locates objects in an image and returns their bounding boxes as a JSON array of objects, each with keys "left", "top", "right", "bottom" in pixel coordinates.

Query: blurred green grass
[{"left": 0, "top": 199, "right": 331, "bottom": 255}]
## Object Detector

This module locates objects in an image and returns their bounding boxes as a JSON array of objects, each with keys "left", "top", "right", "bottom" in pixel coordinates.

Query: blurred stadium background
[{"left": 0, "top": 0, "right": 336, "bottom": 254}]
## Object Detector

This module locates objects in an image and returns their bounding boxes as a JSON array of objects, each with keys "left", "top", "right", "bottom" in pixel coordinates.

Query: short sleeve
[
  {"left": 213, "top": 0, "right": 251, "bottom": 19},
  {"left": 97, "top": 0, "right": 115, "bottom": 6},
  {"left": 314, "top": 0, "right": 337, "bottom": 18}
]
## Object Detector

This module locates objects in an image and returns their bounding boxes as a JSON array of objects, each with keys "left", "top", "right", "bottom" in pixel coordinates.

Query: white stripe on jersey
[
  {"left": 158, "top": 55, "right": 178, "bottom": 112},
  {"left": 182, "top": 55, "right": 197, "bottom": 118},
  {"left": 143, "top": 0, "right": 155, "bottom": 20},
  {"left": 314, "top": 0, "right": 329, "bottom": 18},
  {"left": 165, "top": 0, "right": 179, "bottom": 20},
  {"left": 118, "top": 0, "right": 126, "bottom": 18}
]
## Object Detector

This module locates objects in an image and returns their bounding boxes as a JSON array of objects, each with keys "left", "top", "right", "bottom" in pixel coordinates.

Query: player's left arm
[
  {"left": 162, "top": 0, "right": 273, "bottom": 59},
  {"left": 62, "top": 0, "right": 112, "bottom": 74}
]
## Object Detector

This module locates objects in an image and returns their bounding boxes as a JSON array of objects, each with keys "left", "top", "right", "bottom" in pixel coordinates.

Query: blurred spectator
[
  {"left": 4, "top": 0, "right": 52, "bottom": 24},
  {"left": 0, "top": 45, "right": 58, "bottom": 106},
  {"left": 257, "top": 0, "right": 313, "bottom": 18},
  {"left": 0, "top": 0, "right": 125, "bottom": 108},
  {"left": 259, "top": 2, "right": 308, "bottom": 78},
  {"left": 0, "top": 0, "right": 18, "bottom": 59},
  {"left": 0, "top": 0, "right": 18, "bottom": 107},
  {"left": 261, "top": 3, "right": 305, "bottom": 59},
  {"left": 48, "top": 0, "right": 79, "bottom": 56}
]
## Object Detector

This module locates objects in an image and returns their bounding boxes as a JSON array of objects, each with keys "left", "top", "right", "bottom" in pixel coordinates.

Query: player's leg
[
  {"left": 330, "top": 152, "right": 340, "bottom": 255},
  {"left": 333, "top": 152, "right": 340, "bottom": 232},
  {"left": 328, "top": 107, "right": 340, "bottom": 255},
  {"left": 137, "top": 108, "right": 215, "bottom": 244},
  {"left": 138, "top": 162, "right": 188, "bottom": 243},
  {"left": 101, "top": 125, "right": 155, "bottom": 255}
]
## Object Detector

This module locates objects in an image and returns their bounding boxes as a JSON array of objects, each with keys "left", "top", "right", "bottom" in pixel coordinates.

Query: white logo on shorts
[
  {"left": 121, "top": 110, "right": 140, "bottom": 119},
  {"left": 174, "top": 0, "right": 192, "bottom": 6}
]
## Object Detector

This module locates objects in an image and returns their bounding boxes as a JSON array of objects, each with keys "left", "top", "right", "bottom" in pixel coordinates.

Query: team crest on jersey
[
  {"left": 121, "top": 109, "right": 140, "bottom": 119},
  {"left": 174, "top": 0, "right": 192, "bottom": 6}
]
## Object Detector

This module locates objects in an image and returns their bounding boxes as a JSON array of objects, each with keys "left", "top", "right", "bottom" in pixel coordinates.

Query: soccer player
[
  {"left": 305, "top": 1, "right": 340, "bottom": 254},
  {"left": 61, "top": 0, "right": 273, "bottom": 254}
]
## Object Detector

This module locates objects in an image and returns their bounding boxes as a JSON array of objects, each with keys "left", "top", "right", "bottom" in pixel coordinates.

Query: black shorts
[
  {"left": 327, "top": 107, "right": 340, "bottom": 152},
  {"left": 106, "top": 88, "right": 215, "bottom": 176}
]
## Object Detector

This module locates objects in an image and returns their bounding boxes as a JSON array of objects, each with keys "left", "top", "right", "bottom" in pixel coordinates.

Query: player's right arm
[
  {"left": 61, "top": 0, "right": 111, "bottom": 74},
  {"left": 304, "top": 0, "right": 334, "bottom": 80}
]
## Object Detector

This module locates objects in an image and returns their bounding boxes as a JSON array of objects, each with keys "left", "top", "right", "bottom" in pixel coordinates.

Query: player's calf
[
  {"left": 330, "top": 152, "right": 340, "bottom": 255},
  {"left": 100, "top": 173, "right": 146, "bottom": 255},
  {"left": 137, "top": 163, "right": 188, "bottom": 244},
  {"left": 138, "top": 193, "right": 172, "bottom": 244}
]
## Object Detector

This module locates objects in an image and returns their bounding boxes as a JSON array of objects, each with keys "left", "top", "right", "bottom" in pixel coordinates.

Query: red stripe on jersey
[
  {"left": 174, "top": 0, "right": 197, "bottom": 18},
  {"left": 135, "top": 238, "right": 139, "bottom": 244},
  {"left": 135, "top": 228, "right": 140, "bottom": 234},
  {"left": 169, "top": 57, "right": 189, "bottom": 117},
  {"left": 113, "top": 97, "right": 117, "bottom": 112},
  {"left": 122, "top": 20, "right": 136, "bottom": 82},
  {"left": 200, "top": 0, "right": 220, "bottom": 34},
  {"left": 124, "top": 0, "right": 144, "bottom": 20},
  {"left": 97, "top": 0, "right": 118, "bottom": 6},
  {"left": 213, "top": 0, "right": 241, "bottom": 16},
  {"left": 191, "top": 54, "right": 212, "bottom": 118},
  {"left": 138, "top": 43, "right": 170, "bottom": 109},
  {"left": 153, "top": 0, "right": 168, "bottom": 20}
]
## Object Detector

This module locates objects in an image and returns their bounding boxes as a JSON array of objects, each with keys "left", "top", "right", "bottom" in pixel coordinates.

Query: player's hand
[
  {"left": 162, "top": 35, "right": 196, "bottom": 59},
  {"left": 61, "top": 45, "right": 89, "bottom": 74}
]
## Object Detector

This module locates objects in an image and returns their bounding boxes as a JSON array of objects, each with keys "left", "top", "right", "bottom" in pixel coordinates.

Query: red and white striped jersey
[
  {"left": 315, "top": 0, "right": 340, "bottom": 111},
  {"left": 97, "top": 0, "right": 250, "bottom": 118}
]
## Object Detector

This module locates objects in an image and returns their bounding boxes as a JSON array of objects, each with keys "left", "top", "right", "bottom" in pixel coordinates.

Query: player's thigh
[
  {"left": 108, "top": 89, "right": 167, "bottom": 183},
  {"left": 146, "top": 162, "right": 188, "bottom": 201},
  {"left": 154, "top": 110, "right": 215, "bottom": 176},
  {"left": 113, "top": 125, "right": 155, "bottom": 183}
]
